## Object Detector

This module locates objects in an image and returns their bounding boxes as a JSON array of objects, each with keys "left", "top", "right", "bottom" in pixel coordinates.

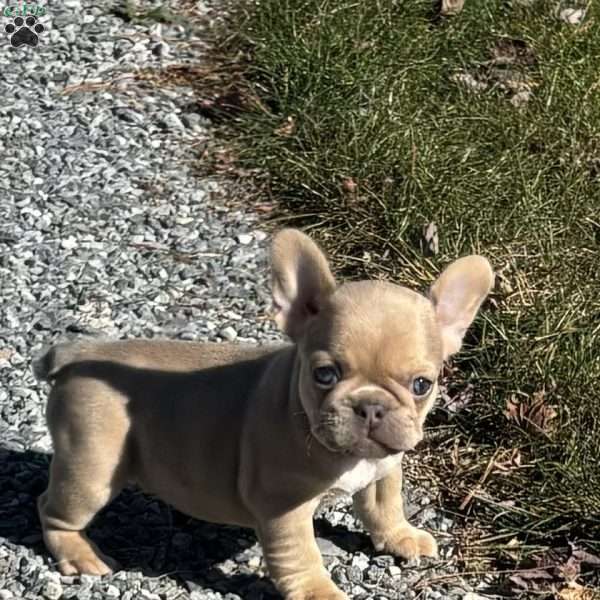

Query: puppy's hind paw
[{"left": 376, "top": 525, "right": 438, "bottom": 561}]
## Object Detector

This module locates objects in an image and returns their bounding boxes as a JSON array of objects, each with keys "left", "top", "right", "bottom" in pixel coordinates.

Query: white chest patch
[{"left": 330, "top": 453, "right": 404, "bottom": 496}]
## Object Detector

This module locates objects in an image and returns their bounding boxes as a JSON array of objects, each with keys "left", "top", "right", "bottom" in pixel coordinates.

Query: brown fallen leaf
[
  {"left": 505, "top": 391, "right": 558, "bottom": 435},
  {"left": 509, "top": 568, "right": 554, "bottom": 595},
  {"left": 558, "top": 556, "right": 581, "bottom": 584},
  {"left": 491, "top": 37, "right": 537, "bottom": 67},
  {"left": 572, "top": 548, "right": 600, "bottom": 567},
  {"left": 557, "top": 582, "right": 600, "bottom": 600},
  {"left": 275, "top": 116, "right": 296, "bottom": 137},
  {"left": 341, "top": 177, "right": 358, "bottom": 194}
]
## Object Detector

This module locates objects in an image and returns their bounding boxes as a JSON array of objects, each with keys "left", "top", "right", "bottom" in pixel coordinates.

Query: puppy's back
[{"left": 33, "top": 338, "right": 286, "bottom": 382}]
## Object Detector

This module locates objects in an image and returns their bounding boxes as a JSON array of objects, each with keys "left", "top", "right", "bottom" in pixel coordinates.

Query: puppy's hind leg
[{"left": 38, "top": 381, "right": 130, "bottom": 576}]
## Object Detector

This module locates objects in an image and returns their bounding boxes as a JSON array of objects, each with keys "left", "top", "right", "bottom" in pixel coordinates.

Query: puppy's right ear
[{"left": 271, "top": 228, "right": 336, "bottom": 340}]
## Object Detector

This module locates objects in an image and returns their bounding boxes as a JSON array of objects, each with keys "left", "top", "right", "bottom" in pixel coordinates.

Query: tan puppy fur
[{"left": 34, "top": 229, "right": 494, "bottom": 599}]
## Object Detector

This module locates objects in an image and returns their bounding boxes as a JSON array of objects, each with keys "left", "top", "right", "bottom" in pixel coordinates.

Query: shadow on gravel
[
  {"left": 0, "top": 446, "right": 280, "bottom": 598},
  {"left": 313, "top": 518, "right": 371, "bottom": 554}
]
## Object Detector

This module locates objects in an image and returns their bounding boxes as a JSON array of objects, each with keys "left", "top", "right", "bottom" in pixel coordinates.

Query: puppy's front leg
[
  {"left": 353, "top": 465, "right": 437, "bottom": 561},
  {"left": 257, "top": 503, "right": 348, "bottom": 600}
]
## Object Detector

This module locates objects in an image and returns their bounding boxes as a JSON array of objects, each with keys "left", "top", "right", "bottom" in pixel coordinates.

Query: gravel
[{"left": 0, "top": 1, "right": 485, "bottom": 599}]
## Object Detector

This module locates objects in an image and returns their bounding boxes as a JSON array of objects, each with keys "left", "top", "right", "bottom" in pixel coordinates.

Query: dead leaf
[
  {"left": 488, "top": 67, "right": 534, "bottom": 93},
  {"left": 491, "top": 37, "right": 537, "bottom": 67},
  {"left": 505, "top": 396, "right": 520, "bottom": 420},
  {"left": 341, "top": 177, "right": 358, "bottom": 194},
  {"left": 450, "top": 71, "right": 488, "bottom": 93},
  {"left": 511, "top": 89, "right": 533, "bottom": 108},
  {"left": 572, "top": 548, "right": 600, "bottom": 567},
  {"left": 559, "top": 556, "right": 582, "bottom": 583},
  {"left": 492, "top": 448, "right": 523, "bottom": 473},
  {"left": 559, "top": 8, "right": 586, "bottom": 25},
  {"left": 256, "top": 205, "right": 276, "bottom": 214},
  {"left": 275, "top": 116, "right": 295, "bottom": 137},
  {"left": 443, "top": 382, "right": 474, "bottom": 413},
  {"left": 505, "top": 392, "right": 558, "bottom": 435},
  {"left": 497, "top": 270, "right": 514, "bottom": 294},
  {"left": 557, "top": 581, "right": 600, "bottom": 600},
  {"left": 528, "top": 391, "right": 558, "bottom": 433}
]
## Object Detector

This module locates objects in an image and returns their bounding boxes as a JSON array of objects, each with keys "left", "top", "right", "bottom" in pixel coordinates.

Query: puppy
[{"left": 34, "top": 228, "right": 493, "bottom": 599}]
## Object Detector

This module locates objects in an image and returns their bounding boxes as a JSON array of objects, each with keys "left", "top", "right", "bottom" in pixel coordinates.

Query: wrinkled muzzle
[{"left": 311, "top": 390, "right": 423, "bottom": 458}]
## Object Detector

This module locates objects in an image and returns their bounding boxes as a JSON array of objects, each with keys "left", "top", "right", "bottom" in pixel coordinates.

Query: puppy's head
[{"left": 271, "top": 228, "right": 494, "bottom": 459}]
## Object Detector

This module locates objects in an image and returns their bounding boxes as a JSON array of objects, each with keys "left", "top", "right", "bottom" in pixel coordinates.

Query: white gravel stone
[
  {"left": 236, "top": 233, "right": 253, "bottom": 245},
  {"left": 42, "top": 581, "right": 63, "bottom": 600},
  {"left": 105, "top": 584, "right": 120, "bottom": 598},
  {"left": 219, "top": 326, "right": 238, "bottom": 341},
  {"left": 351, "top": 552, "right": 370, "bottom": 571}
]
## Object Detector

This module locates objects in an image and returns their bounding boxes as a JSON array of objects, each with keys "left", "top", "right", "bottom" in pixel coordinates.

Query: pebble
[
  {"left": 182, "top": 113, "right": 205, "bottom": 130},
  {"left": 219, "top": 326, "right": 238, "bottom": 341},
  {"left": 160, "top": 113, "right": 184, "bottom": 130},
  {"left": 236, "top": 233, "right": 253, "bottom": 245},
  {"left": 42, "top": 581, "right": 63, "bottom": 600},
  {"left": 105, "top": 584, "right": 120, "bottom": 598},
  {"left": 388, "top": 565, "right": 402, "bottom": 577},
  {"left": 351, "top": 552, "right": 370, "bottom": 571}
]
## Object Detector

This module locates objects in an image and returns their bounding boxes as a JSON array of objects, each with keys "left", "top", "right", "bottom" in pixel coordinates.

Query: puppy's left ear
[
  {"left": 271, "top": 228, "right": 336, "bottom": 340},
  {"left": 430, "top": 255, "right": 494, "bottom": 358}
]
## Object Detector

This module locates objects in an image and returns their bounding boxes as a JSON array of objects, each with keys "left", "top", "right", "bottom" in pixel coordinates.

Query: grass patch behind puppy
[{"left": 220, "top": 0, "right": 600, "bottom": 558}]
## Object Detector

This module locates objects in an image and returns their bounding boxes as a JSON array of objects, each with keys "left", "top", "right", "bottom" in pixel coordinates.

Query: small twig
[
  {"left": 416, "top": 564, "right": 558, "bottom": 588},
  {"left": 459, "top": 450, "right": 500, "bottom": 511}
]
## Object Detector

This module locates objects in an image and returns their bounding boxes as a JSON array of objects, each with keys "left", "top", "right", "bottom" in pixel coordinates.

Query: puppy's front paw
[
  {"left": 375, "top": 525, "right": 438, "bottom": 561},
  {"left": 58, "top": 554, "right": 117, "bottom": 577},
  {"left": 44, "top": 529, "right": 119, "bottom": 576},
  {"left": 287, "top": 577, "right": 349, "bottom": 600}
]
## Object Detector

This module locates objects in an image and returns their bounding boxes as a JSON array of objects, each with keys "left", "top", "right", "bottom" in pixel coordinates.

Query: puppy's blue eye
[
  {"left": 412, "top": 377, "right": 432, "bottom": 397},
  {"left": 313, "top": 366, "right": 339, "bottom": 388}
]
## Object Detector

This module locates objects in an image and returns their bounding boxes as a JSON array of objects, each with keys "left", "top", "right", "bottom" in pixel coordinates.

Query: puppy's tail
[{"left": 32, "top": 341, "right": 91, "bottom": 382}]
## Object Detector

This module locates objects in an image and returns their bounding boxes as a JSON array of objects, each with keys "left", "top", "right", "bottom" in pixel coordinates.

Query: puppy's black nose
[{"left": 353, "top": 403, "right": 387, "bottom": 428}]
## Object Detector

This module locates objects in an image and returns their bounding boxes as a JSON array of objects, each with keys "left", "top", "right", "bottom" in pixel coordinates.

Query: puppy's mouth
[
  {"left": 368, "top": 426, "right": 419, "bottom": 453},
  {"left": 371, "top": 437, "right": 406, "bottom": 455},
  {"left": 312, "top": 421, "right": 414, "bottom": 457}
]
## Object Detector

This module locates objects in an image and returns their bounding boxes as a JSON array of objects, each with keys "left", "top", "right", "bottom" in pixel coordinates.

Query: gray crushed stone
[{"left": 0, "top": 1, "right": 485, "bottom": 598}]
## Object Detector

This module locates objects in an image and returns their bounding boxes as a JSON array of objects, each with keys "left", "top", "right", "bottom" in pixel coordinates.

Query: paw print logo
[{"left": 5, "top": 15, "right": 45, "bottom": 47}]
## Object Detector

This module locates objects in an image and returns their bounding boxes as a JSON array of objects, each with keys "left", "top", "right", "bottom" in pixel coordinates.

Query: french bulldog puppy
[{"left": 34, "top": 228, "right": 494, "bottom": 599}]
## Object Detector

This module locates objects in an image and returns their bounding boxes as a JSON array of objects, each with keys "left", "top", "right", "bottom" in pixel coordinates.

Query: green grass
[{"left": 221, "top": 0, "right": 600, "bottom": 554}]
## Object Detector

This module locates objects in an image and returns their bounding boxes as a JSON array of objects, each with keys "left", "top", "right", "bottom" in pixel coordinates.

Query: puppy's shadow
[{"left": 0, "top": 446, "right": 279, "bottom": 598}]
